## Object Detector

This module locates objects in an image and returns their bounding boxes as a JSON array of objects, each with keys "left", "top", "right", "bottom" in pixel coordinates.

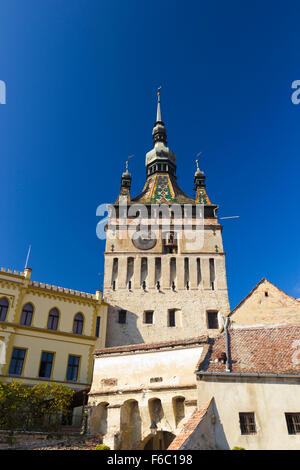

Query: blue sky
[{"left": 0, "top": 0, "right": 300, "bottom": 308}]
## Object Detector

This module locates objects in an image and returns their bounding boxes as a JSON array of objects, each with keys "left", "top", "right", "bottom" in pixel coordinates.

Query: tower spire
[
  {"left": 194, "top": 152, "right": 212, "bottom": 204},
  {"left": 144, "top": 88, "right": 177, "bottom": 177},
  {"left": 152, "top": 87, "right": 167, "bottom": 146},
  {"left": 156, "top": 86, "right": 162, "bottom": 122}
]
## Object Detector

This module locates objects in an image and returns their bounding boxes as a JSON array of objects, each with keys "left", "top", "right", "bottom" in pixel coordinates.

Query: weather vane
[
  {"left": 196, "top": 152, "right": 203, "bottom": 171},
  {"left": 125, "top": 154, "right": 134, "bottom": 171}
]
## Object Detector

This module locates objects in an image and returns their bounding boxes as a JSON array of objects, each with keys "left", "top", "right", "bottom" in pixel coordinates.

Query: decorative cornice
[
  {"left": 0, "top": 374, "right": 90, "bottom": 387},
  {"left": 0, "top": 320, "right": 98, "bottom": 341},
  {"left": 89, "top": 383, "right": 197, "bottom": 397},
  {"left": 0, "top": 268, "right": 102, "bottom": 303}
]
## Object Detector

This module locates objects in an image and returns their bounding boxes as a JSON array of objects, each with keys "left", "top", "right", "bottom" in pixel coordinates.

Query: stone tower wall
[{"left": 103, "top": 218, "right": 230, "bottom": 346}]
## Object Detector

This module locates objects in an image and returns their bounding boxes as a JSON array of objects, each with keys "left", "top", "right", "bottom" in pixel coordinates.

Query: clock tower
[{"left": 102, "top": 91, "right": 230, "bottom": 347}]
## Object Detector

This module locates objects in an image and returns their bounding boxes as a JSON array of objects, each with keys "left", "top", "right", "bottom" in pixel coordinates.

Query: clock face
[{"left": 131, "top": 230, "right": 157, "bottom": 250}]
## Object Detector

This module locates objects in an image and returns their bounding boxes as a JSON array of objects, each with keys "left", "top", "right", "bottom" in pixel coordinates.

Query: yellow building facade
[{"left": 0, "top": 267, "right": 108, "bottom": 393}]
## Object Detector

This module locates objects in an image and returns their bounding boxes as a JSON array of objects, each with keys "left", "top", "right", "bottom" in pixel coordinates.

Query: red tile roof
[
  {"left": 198, "top": 325, "right": 300, "bottom": 376},
  {"left": 94, "top": 335, "right": 208, "bottom": 356},
  {"left": 167, "top": 400, "right": 212, "bottom": 450}
]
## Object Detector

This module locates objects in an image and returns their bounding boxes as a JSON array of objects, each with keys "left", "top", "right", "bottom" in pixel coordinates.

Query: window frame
[
  {"left": 207, "top": 311, "right": 219, "bottom": 329},
  {"left": 239, "top": 412, "right": 257, "bottom": 435},
  {"left": 38, "top": 351, "right": 55, "bottom": 379},
  {"left": 0, "top": 297, "right": 9, "bottom": 322},
  {"left": 118, "top": 310, "right": 127, "bottom": 324},
  {"left": 9, "top": 347, "right": 27, "bottom": 376},
  {"left": 95, "top": 316, "right": 101, "bottom": 337},
  {"left": 47, "top": 308, "right": 60, "bottom": 330},
  {"left": 285, "top": 413, "right": 300, "bottom": 435},
  {"left": 144, "top": 311, "right": 154, "bottom": 324},
  {"left": 66, "top": 355, "right": 80, "bottom": 382},
  {"left": 20, "top": 303, "right": 34, "bottom": 326},
  {"left": 168, "top": 309, "right": 176, "bottom": 327},
  {"left": 73, "top": 313, "right": 84, "bottom": 335}
]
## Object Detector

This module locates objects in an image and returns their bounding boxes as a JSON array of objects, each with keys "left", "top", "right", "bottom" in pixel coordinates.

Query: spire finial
[
  {"left": 195, "top": 152, "right": 204, "bottom": 176},
  {"left": 124, "top": 155, "right": 134, "bottom": 174},
  {"left": 156, "top": 86, "right": 162, "bottom": 122}
]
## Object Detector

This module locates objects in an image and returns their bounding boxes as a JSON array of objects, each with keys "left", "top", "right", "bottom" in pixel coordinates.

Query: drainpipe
[{"left": 222, "top": 316, "right": 231, "bottom": 372}]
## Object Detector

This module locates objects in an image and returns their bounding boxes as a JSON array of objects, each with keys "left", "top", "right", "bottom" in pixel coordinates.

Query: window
[
  {"left": 164, "top": 233, "right": 177, "bottom": 254},
  {"left": 170, "top": 257, "right": 176, "bottom": 287},
  {"left": 168, "top": 309, "right": 176, "bottom": 327},
  {"left": 141, "top": 258, "right": 148, "bottom": 288},
  {"left": 118, "top": 310, "right": 126, "bottom": 324},
  {"left": 285, "top": 413, "right": 300, "bottom": 434},
  {"left": 239, "top": 412, "right": 256, "bottom": 435},
  {"left": 207, "top": 311, "right": 219, "bottom": 329},
  {"left": 47, "top": 308, "right": 59, "bottom": 330},
  {"left": 66, "top": 355, "right": 80, "bottom": 381},
  {"left": 209, "top": 258, "right": 215, "bottom": 290},
  {"left": 39, "top": 352, "right": 54, "bottom": 378},
  {"left": 20, "top": 303, "right": 33, "bottom": 326},
  {"left": 144, "top": 311, "right": 153, "bottom": 324},
  {"left": 184, "top": 258, "right": 189, "bottom": 289},
  {"left": 155, "top": 258, "right": 161, "bottom": 285},
  {"left": 127, "top": 257, "right": 134, "bottom": 289},
  {"left": 95, "top": 316, "right": 100, "bottom": 337},
  {"left": 111, "top": 258, "right": 118, "bottom": 289},
  {"left": 73, "top": 313, "right": 84, "bottom": 334},
  {"left": 197, "top": 258, "right": 201, "bottom": 286},
  {"left": 0, "top": 298, "right": 9, "bottom": 322},
  {"left": 9, "top": 348, "right": 26, "bottom": 376}
]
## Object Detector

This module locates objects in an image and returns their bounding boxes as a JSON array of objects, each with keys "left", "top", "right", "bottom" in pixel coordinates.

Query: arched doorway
[
  {"left": 148, "top": 397, "right": 164, "bottom": 425},
  {"left": 89, "top": 402, "right": 108, "bottom": 435},
  {"left": 140, "top": 431, "right": 176, "bottom": 450},
  {"left": 120, "top": 399, "right": 142, "bottom": 450},
  {"left": 172, "top": 396, "right": 185, "bottom": 427}
]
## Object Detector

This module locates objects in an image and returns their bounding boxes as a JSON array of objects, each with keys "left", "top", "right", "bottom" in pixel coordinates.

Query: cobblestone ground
[
  {"left": 30, "top": 438, "right": 101, "bottom": 450},
  {"left": 1, "top": 435, "right": 103, "bottom": 451}
]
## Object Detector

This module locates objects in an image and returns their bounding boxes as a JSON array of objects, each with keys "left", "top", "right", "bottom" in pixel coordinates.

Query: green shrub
[
  {"left": 232, "top": 446, "right": 246, "bottom": 450},
  {"left": 0, "top": 381, "right": 74, "bottom": 432},
  {"left": 93, "top": 444, "right": 111, "bottom": 450},
  {"left": 7, "top": 434, "right": 17, "bottom": 446}
]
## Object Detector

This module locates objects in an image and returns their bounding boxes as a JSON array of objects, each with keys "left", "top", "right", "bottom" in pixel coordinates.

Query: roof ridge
[
  {"left": 94, "top": 335, "right": 208, "bottom": 355},
  {"left": 229, "top": 278, "right": 300, "bottom": 317},
  {"left": 231, "top": 324, "right": 300, "bottom": 332},
  {"left": 167, "top": 399, "right": 213, "bottom": 450}
]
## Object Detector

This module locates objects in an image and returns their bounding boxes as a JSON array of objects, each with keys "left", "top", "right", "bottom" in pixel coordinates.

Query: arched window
[
  {"left": 73, "top": 313, "right": 84, "bottom": 335},
  {"left": 0, "top": 298, "right": 9, "bottom": 322},
  {"left": 20, "top": 303, "right": 34, "bottom": 326},
  {"left": 47, "top": 308, "right": 59, "bottom": 330}
]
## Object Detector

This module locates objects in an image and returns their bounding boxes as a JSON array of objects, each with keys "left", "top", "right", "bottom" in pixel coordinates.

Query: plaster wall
[{"left": 197, "top": 376, "right": 300, "bottom": 450}]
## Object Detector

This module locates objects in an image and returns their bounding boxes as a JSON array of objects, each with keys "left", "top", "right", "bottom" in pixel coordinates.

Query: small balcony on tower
[{"left": 163, "top": 231, "right": 178, "bottom": 254}]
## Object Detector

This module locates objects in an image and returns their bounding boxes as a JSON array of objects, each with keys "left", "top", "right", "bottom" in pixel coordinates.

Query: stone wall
[
  {"left": 230, "top": 279, "right": 300, "bottom": 327},
  {"left": 88, "top": 340, "right": 205, "bottom": 449}
]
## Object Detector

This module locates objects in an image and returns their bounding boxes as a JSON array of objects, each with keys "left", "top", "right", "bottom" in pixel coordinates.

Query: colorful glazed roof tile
[
  {"left": 115, "top": 186, "right": 131, "bottom": 204},
  {"left": 131, "top": 173, "right": 196, "bottom": 204},
  {"left": 115, "top": 91, "right": 214, "bottom": 206},
  {"left": 195, "top": 186, "right": 211, "bottom": 204}
]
